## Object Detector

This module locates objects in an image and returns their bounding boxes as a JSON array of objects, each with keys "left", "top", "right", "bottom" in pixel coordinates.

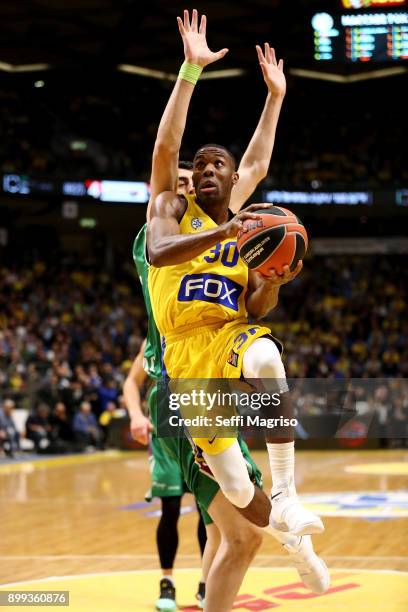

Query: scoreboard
[{"left": 312, "top": 9, "right": 408, "bottom": 62}]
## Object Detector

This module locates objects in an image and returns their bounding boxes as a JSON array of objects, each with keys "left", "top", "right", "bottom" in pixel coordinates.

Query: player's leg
[
  {"left": 195, "top": 504, "right": 209, "bottom": 607},
  {"left": 197, "top": 507, "right": 207, "bottom": 556},
  {"left": 154, "top": 496, "right": 180, "bottom": 610},
  {"left": 204, "top": 491, "right": 263, "bottom": 612},
  {"left": 157, "top": 495, "right": 181, "bottom": 575},
  {"left": 197, "top": 521, "right": 220, "bottom": 608},
  {"left": 175, "top": 437, "right": 261, "bottom": 610},
  {"left": 242, "top": 337, "right": 324, "bottom": 535},
  {"left": 148, "top": 427, "right": 184, "bottom": 611},
  {"left": 201, "top": 440, "right": 329, "bottom": 594},
  {"left": 203, "top": 440, "right": 270, "bottom": 526}
]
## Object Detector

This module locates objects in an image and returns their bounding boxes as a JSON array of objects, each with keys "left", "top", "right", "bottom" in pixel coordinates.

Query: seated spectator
[
  {"left": 99, "top": 400, "right": 128, "bottom": 448},
  {"left": 387, "top": 397, "right": 408, "bottom": 449},
  {"left": 0, "top": 399, "right": 20, "bottom": 457},
  {"left": 25, "top": 403, "right": 52, "bottom": 453},
  {"left": 72, "top": 401, "right": 102, "bottom": 450},
  {"left": 49, "top": 402, "right": 75, "bottom": 453},
  {"left": 98, "top": 379, "right": 119, "bottom": 413}
]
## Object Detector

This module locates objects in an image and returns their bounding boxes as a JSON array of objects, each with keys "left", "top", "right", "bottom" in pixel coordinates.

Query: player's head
[
  {"left": 192, "top": 144, "right": 238, "bottom": 206},
  {"left": 177, "top": 160, "right": 194, "bottom": 195}
]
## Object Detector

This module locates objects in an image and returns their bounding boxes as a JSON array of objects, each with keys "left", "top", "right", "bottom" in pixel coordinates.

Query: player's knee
[
  {"left": 203, "top": 442, "right": 255, "bottom": 509},
  {"left": 243, "top": 338, "right": 288, "bottom": 390},
  {"left": 221, "top": 480, "right": 255, "bottom": 509},
  {"left": 226, "top": 526, "right": 262, "bottom": 559}
]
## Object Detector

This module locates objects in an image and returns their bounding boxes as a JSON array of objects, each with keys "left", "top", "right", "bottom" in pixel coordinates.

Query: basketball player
[
  {"left": 124, "top": 336, "right": 209, "bottom": 610},
  {"left": 130, "top": 9, "right": 328, "bottom": 611},
  {"left": 147, "top": 9, "right": 326, "bottom": 537},
  {"left": 128, "top": 159, "right": 265, "bottom": 610}
]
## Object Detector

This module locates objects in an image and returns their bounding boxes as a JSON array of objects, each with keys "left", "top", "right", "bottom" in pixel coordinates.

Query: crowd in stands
[
  {"left": 0, "top": 253, "right": 407, "bottom": 457},
  {"left": 0, "top": 75, "right": 406, "bottom": 189},
  {"left": 0, "top": 256, "right": 143, "bottom": 457}
]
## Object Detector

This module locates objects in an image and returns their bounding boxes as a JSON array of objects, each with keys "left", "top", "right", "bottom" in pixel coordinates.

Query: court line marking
[
  {"left": 1, "top": 567, "right": 407, "bottom": 589},
  {"left": 0, "top": 555, "right": 407, "bottom": 561},
  {"left": 0, "top": 451, "right": 143, "bottom": 474}
]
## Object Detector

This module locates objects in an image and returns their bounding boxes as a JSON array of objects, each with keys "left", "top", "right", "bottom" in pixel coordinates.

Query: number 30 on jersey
[{"left": 204, "top": 241, "right": 239, "bottom": 268}]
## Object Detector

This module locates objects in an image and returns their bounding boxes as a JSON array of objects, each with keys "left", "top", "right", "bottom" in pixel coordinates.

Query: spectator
[
  {"left": 98, "top": 379, "right": 119, "bottom": 413},
  {"left": 49, "top": 402, "right": 75, "bottom": 453},
  {"left": 25, "top": 403, "right": 52, "bottom": 452},
  {"left": 99, "top": 400, "right": 128, "bottom": 448},
  {"left": 0, "top": 399, "right": 20, "bottom": 457},
  {"left": 72, "top": 401, "right": 102, "bottom": 450}
]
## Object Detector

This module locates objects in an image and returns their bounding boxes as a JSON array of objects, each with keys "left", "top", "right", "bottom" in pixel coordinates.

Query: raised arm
[
  {"left": 147, "top": 9, "right": 228, "bottom": 221},
  {"left": 123, "top": 340, "right": 153, "bottom": 445},
  {"left": 147, "top": 194, "right": 268, "bottom": 267},
  {"left": 230, "top": 44, "right": 286, "bottom": 213},
  {"left": 246, "top": 262, "right": 302, "bottom": 319}
]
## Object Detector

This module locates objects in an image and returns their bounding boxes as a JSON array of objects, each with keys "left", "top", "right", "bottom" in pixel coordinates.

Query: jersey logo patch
[
  {"left": 227, "top": 349, "right": 239, "bottom": 367},
  {"left": 178, "top": 273, "right": 243, "bottom": 312},
  {"left": 191, "top": 217, "right": 203, "bottom": 229}
]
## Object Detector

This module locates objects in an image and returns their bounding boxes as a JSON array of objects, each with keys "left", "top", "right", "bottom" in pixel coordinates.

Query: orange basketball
[{"left": 237, "top": 205, "right": 308, "bottom": 276}]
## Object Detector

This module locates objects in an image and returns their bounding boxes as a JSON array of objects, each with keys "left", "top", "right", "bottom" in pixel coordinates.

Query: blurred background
[{"left": 0, "top": 0, "right": 407, "bottom": 457}]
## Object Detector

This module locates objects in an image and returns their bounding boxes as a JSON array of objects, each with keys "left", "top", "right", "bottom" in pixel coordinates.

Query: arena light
[
  {"left": 289, "top": 69, "right": 346, "bottom": 83},
  {"left": 289, "top": 66, "right": 408, "bottom": 82},
  {"left": 0, "top": 60, "right": 50, "bottom": 73},
  {"left": 117, "top": 64, "right": 177, "bottom": 81},
  {"left": 347, "top": 66, "right": 408, "bottom": 81}
]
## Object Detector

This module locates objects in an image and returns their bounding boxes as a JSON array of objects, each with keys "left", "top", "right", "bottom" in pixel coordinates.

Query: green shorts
[
  {"left": 151, "top": 384, "right": 263, "bottom": 526},
  {"left": 146, "top": 385, "right": 186, "bottom": 500}
]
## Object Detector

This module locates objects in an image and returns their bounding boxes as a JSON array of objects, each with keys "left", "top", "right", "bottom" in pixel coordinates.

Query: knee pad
[
  {"left": 242, "top": 338, "right": 288, "bottom": 392},
  {"left": 203, "top": 441, "right": 255, "bottom": 508}
]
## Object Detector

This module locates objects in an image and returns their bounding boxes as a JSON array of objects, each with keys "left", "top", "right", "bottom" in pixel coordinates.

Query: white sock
[{"left": 267, "top": 441, "right": 295, "bottom": 495}]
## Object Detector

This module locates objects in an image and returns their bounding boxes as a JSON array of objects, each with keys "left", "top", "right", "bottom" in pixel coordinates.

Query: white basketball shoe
[
  {"left": 283, "top": 534, "right": 330, "bottom": 594},
  {"left": 270, "top": 486, "right": 324, "bottom": 536}
]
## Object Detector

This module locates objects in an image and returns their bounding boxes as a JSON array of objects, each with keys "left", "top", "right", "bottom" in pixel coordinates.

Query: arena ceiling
[{"left": 0, "top": 0, "right": 313, "bottom": 75}]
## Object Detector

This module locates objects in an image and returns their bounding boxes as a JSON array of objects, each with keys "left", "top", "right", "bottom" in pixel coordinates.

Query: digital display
[
  {"left": 341, "top": 1, "right": 406, "bottom": 8},
  {"left": 85, "top": 180, "right": 150, "bottom": 203},
  {"left": 396, "top": 189, "right": 408, "bottom": 205},
  {"left": 263, "top": 190, "right": 373, "bottom": 205},
  {"left": 62, "top": 181, "right": 87, "bottom": 197},
  {"left": 2, "top": 174, "right": 149, "bottom": 204},
  {"left": 3, "top": 174, "right": 30, "bottom": 195},
  {"left": 312, "top": 10, "right": 408, "bottom": 61}
]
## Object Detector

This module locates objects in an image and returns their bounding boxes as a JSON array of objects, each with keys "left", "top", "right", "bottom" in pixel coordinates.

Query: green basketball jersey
[{"left": 132, "top": 223, "right": 161, "bottom": 380}]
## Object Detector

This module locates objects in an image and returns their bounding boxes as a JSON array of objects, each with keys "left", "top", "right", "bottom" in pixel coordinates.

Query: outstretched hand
[
  {"left": 256, "top": 43, "right": 286, "bottom": 98},
  {"left": 177, "top": 9, "right": 228, "bottom": 68}
]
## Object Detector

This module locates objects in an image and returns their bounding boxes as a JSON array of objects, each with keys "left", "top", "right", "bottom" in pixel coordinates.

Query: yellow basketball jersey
[{"left": 148, "top": 195, "right": 249, "bottom": 337}]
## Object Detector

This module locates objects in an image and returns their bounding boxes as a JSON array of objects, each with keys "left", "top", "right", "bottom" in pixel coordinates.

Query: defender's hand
[
  {"left": 256, "top": 43, "right": 286, "bottom": 98},
  {"left": 130, "top": 413, "right": 153, "bottom": 446},
  {"left": 259, "top": 261, "right": 303, "bottom": 285},
  {"left": 177, "top": 9, "right": 228, "bottom": 68}
]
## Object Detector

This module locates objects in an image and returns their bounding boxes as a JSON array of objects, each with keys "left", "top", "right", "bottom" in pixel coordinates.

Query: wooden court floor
[{"left": 0, "top": 449, "right": 407, "bottom": 608}]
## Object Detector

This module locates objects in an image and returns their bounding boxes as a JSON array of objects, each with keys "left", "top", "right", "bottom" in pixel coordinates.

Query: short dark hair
[
  {"left": 178, "top": 160, "right": 194, "bottom": 171},
  {"left": 194, "top": 144, "right": 237, "bottom": 170}
]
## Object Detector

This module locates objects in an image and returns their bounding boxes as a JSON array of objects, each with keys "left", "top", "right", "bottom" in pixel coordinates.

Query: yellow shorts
[{"left": 162, "top": 318, "right": 277, "bottom": 455}]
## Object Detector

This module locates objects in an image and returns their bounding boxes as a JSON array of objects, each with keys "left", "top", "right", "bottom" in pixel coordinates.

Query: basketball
[{"left": 237, "top": 205, "right": 308, "bottom": 276}]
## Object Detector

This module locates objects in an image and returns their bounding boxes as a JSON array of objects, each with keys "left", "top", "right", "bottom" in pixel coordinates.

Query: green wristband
[{"left": 178, "top": 61, "right": 203, "bottom": 85}]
